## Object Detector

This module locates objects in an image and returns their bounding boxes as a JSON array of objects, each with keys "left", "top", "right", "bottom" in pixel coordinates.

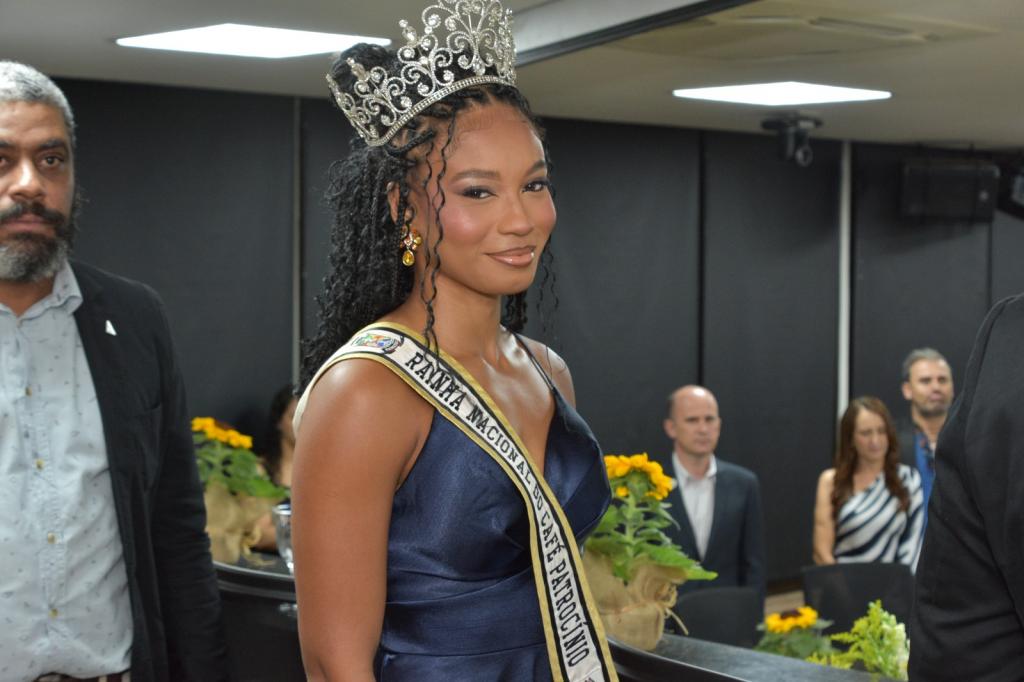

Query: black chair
[
  {"left": 670, "top": 587, "right": 762, "bottom": 648},
  {"left": 801, "top": 562, "right": 914, "bottom": 636}
]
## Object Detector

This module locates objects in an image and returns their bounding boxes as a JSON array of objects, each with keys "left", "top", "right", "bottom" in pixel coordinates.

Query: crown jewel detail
[{"left": 327, "top": 0, "right": 516, "bottom": 146}]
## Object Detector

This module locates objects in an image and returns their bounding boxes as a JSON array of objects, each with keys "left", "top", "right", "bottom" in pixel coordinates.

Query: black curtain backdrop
[
  {"left": 48, "top": 76, "right": 1022, "bottom": 586},
  {"left": 526, "top": 118, "right": 701, "bottom": 462},
  {"left": 58, "top": 79, "right": 295, "bottom": 437},
  {"left": 850, "top": 144, "right": 991, "bottom": 414},
  {"left": 702, "top": 131, "right": 841, "bottom": 581},
  {"left": 300, "top": 98, "right": 353, "bottom": 340}
]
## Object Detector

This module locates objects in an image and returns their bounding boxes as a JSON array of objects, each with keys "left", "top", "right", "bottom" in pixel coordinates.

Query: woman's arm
[
  {"left": 812, "top": 469, "right": 837, "bottom": 565},
  {"left": 291, "top": 360, "right": 431, "bottom": 681}
]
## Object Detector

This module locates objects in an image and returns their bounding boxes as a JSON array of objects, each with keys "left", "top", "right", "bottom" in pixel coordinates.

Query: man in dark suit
[
  {"left": 911, "top": 296, "right": 1024, "bottom": 681},
  {"left": 0, "top": 62, "right": 227, "bottom": 681},
  {"left": 655, "top": 385, "right": 766, "bottom": 607},
  {"left": 896, "top": 348, "right": 954, "bottom": 528}
]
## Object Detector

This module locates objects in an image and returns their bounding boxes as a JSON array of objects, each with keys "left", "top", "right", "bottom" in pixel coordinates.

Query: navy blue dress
[{"left": 375, "top": 384, "right": 611, "bottom": 681}]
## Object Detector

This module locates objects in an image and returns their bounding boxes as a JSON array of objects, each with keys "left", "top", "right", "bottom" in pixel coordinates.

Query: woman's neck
[
  {"left": 390, "top": 278, "right": 506, "bottom": 362},
  {"left": 854, "top": 459, "right": 884, "bottom": 478}
]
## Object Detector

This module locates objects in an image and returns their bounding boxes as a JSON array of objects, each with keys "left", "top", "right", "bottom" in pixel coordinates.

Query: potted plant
[
  {"left": 192, "top": 417, "right": 288, "bottom": 563},
  {"left": 583, "top": 453, "right": 716, "bottom": 650}
]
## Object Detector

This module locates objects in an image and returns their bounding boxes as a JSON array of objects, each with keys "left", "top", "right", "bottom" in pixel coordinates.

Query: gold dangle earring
[
  {"left": 400, "top": 223, "right": 422, "bottom": 267},
  {"left": 395, "top": 208, "right": 419, "bottom": 266}
]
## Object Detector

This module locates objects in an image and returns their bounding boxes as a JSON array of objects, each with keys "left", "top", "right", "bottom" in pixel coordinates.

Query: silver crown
[{"left": 327, "top": 0, "right": 517, "bottom": 147}]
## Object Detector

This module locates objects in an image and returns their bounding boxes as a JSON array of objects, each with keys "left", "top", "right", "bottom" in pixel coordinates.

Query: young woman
[
  {"left": 290, "top": 4, "right": 616, "bottom": 680},
  {"left": 813, "top": 396, "right": 924, "bottom": 567}
]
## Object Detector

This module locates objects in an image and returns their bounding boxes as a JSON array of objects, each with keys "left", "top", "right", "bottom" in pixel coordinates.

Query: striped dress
[{"left": 833, "top": 464, "right": 924, "bottom": 569}]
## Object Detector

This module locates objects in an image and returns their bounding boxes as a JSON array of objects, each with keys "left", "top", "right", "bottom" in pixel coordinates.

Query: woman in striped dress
[{"left": 813, "top": 396, "right": 924, "bottom": 568}]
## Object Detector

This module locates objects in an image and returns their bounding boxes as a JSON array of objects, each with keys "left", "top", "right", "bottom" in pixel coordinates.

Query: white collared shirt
[
  {"left": 0, "top": 261, "right": 132, "bottom": 679},
  {"left": 671, "top": 453, "right": 718, "bottom": 559}
]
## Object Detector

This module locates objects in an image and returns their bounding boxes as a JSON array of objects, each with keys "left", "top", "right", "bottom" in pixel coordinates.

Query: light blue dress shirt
[{"left": 0, "top": 262, "right": 132, "bottom": 680}]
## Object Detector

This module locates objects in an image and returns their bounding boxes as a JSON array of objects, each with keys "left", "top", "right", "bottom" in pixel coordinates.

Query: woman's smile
[{"left": 486, "top": 245, "right": 536, "bottom": 267}]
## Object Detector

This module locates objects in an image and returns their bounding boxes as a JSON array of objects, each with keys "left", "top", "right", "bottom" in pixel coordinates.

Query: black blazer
[
  {"left": 911, "top": 293, "right": 1024, "bottom": 681},
  {"left": 72, "top": 262, "right": 228, "bottom": 682},
  {"left": 652, "top": 454, "right": 766, "bottom": 606},
  {"left": 896, "top": 417, "right": 918, "bottom": 469}
]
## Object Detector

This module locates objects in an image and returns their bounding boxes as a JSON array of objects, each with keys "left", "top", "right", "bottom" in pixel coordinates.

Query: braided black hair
[{"left": 300, "top": 44, "right": 554, "bottom": 388}]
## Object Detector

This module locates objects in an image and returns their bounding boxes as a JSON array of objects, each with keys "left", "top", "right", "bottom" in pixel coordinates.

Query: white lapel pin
[{"left": 105, "top": 320, "right": 117, "bottom": 336}]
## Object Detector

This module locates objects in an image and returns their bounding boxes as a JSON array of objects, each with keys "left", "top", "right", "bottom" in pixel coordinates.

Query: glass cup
[{"left": 272, "top": 503, "right": 293, "bottom": 574}]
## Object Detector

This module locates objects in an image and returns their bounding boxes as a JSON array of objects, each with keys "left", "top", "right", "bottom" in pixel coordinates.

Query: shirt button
[
  {"left": 49, "top": 608, "right": 59, "bottom": 618},
  {"left": 35, "top": 459, "right": 45, "bottom": 470},
  {"left": 47, "top": 532, "right": 57, "bottom": 544}
]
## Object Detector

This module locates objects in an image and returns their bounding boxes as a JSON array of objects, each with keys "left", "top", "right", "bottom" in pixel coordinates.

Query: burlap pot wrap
[
  {"left": 582, "top": 551, "right": 687, "bottom": 651},
  {"left": 203, "top": 482, "right": 277, "bottom": 564}
]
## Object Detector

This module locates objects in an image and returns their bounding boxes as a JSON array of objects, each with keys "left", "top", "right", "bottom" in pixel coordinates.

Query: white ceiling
[{"left": 2, "top": 0, "right": 1022, "bottom": 149}]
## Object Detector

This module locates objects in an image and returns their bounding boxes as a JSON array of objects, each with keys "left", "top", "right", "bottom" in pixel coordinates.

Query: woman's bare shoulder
[
  {"left": 516, "top": 335, "right": 574, "bottom": 403},
  {"left": 304, "top": 357, "right": 421, "bottom": 416},
  {"left": 817, "top": 468, "right": 836, "bottom": 488},
  {"left": 297, "top": 358, "right": 431, "bottom": 472}
]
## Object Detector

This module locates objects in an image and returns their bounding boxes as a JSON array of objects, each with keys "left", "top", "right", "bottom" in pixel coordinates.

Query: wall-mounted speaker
[{"left": 901, "top": 159, "right": 1000, "bottom": 222}]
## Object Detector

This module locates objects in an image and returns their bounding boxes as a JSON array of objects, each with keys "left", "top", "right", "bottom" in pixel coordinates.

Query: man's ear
[
  {"left": 901, "top": 381, "right": 912, "bottom": 401},
  {"left": 663, "top": 418, "right": 676, "bottom": 440}
]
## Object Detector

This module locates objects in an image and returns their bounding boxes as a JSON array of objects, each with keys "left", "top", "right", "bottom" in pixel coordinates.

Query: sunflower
[
  {"left": 191, "top": 416, "right": 253, "bottom": 450},
  {"left": 604, "top": 453, "right": 676, "bottom": 500},
  {"left": 765, "top": 606, "right": 820, "bottom": 634}
]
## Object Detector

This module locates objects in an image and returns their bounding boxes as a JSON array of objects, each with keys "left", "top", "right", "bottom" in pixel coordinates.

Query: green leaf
[{"left": 593, "top": 506, "right": 622, "bottom": 534}]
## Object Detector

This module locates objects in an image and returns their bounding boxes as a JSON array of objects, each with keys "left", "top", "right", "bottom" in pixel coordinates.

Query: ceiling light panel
[
  {"left": 117, "top": 23, "right": 390, "bottom": 59},
  {"left": 672, "top": 81, "right": 891, "bottom": 106}
]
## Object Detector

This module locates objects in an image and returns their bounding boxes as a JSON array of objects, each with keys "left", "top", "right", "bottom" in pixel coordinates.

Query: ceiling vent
[{"left": 613, "top": 0, "right": 996, "bottom": 61}]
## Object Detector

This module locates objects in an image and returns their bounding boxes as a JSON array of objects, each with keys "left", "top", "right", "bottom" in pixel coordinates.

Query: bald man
[{"left": 657, "top": 385, "right": 765, "bottom": 605}]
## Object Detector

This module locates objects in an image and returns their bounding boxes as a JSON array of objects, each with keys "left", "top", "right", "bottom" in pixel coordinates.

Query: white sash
[{"left": 295, "top": 322, "right": 618, "bottom": 682}]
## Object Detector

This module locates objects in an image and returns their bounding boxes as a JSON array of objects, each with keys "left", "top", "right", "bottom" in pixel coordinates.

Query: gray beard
[
  {"left": 0, "top": 195, "right": 78, "bottom": 282},
  {"left": 917, "top": 404, "right": 949, "bottom": 420},
  {"left": 0, "top": 232, "right": 70, "bottom": 282}
]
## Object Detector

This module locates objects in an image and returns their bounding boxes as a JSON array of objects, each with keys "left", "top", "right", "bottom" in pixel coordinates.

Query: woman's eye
[
  {"left": 524, "top": 179, "right": 551, "bottom": 192},
  {"left": 462, "top": 187, "right": 493, "bottom": 199}
]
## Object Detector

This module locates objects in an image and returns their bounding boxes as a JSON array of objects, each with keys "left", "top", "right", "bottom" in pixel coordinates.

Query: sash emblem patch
[{"left": 351, "top": 331, "right": 403, "bottom": 354}]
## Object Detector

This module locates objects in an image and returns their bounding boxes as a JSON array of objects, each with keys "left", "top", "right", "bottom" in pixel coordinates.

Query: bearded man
[
  {"left": 897, "top": 347, "right": 954, "bottom": 526},
  {"left": 0, "top": 61, "right": 227, "bottom": 682}
]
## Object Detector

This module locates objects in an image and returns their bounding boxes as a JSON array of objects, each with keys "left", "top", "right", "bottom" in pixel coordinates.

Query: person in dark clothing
[
  {"left": 911, "top": 295, "right": 1024, "bottom": 681},
  {"left": 0, "top": 60, "right": 228, "bottom": 681}
]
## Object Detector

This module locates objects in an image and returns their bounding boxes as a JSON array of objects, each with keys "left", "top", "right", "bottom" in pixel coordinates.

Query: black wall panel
[
  {"left": 851, "top": 144, "right": 990, "bottom": 412},
  {"left": 529, "top": 119, "right": 701, "bottom": 461},
  {"left": 991, "top": 210, "right": 1024, "bottom": 304},
  {"left": 47, "top": 76, "right": 1020, "bottom": 588},
  {"left": 299, "top": 98, "right": 354, "bottom": 339},
  {"left": 59, "top": 79, "right": 295, "bottom": 431},
  {"left": 702, "top": 131, "right": 841, "bottom": 582}
]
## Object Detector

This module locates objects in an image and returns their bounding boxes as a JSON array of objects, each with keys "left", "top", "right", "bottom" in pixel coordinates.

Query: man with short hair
[
  {"left": 0, "top": 61, "right": 228, "bottom": 681},
  {"left": 898, "top": 348, "right": 954, "bottom": 524},
  {"left": 656, "top": 385, "right": 766, "bottom": 606}
]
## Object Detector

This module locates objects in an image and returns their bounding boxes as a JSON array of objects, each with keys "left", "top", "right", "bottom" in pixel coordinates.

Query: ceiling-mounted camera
[{"left": 761, "top": 114, "right": 823, "bottom": 167}]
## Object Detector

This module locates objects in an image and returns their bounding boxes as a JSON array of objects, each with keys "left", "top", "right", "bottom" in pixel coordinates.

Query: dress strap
[{"left": 514, "top": 333, "right": 556, "bottom": 393}]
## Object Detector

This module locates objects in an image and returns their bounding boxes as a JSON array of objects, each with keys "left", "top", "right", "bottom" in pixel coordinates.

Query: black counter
[
  {"left": 215, "top": 554, "right": 894, "bottom": 682},
  {"left": 610, "top": 633, "right": 893, "bottom": 681},
  {"left": 215, "top": 554, "right": 304, "bottom": 681}
]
